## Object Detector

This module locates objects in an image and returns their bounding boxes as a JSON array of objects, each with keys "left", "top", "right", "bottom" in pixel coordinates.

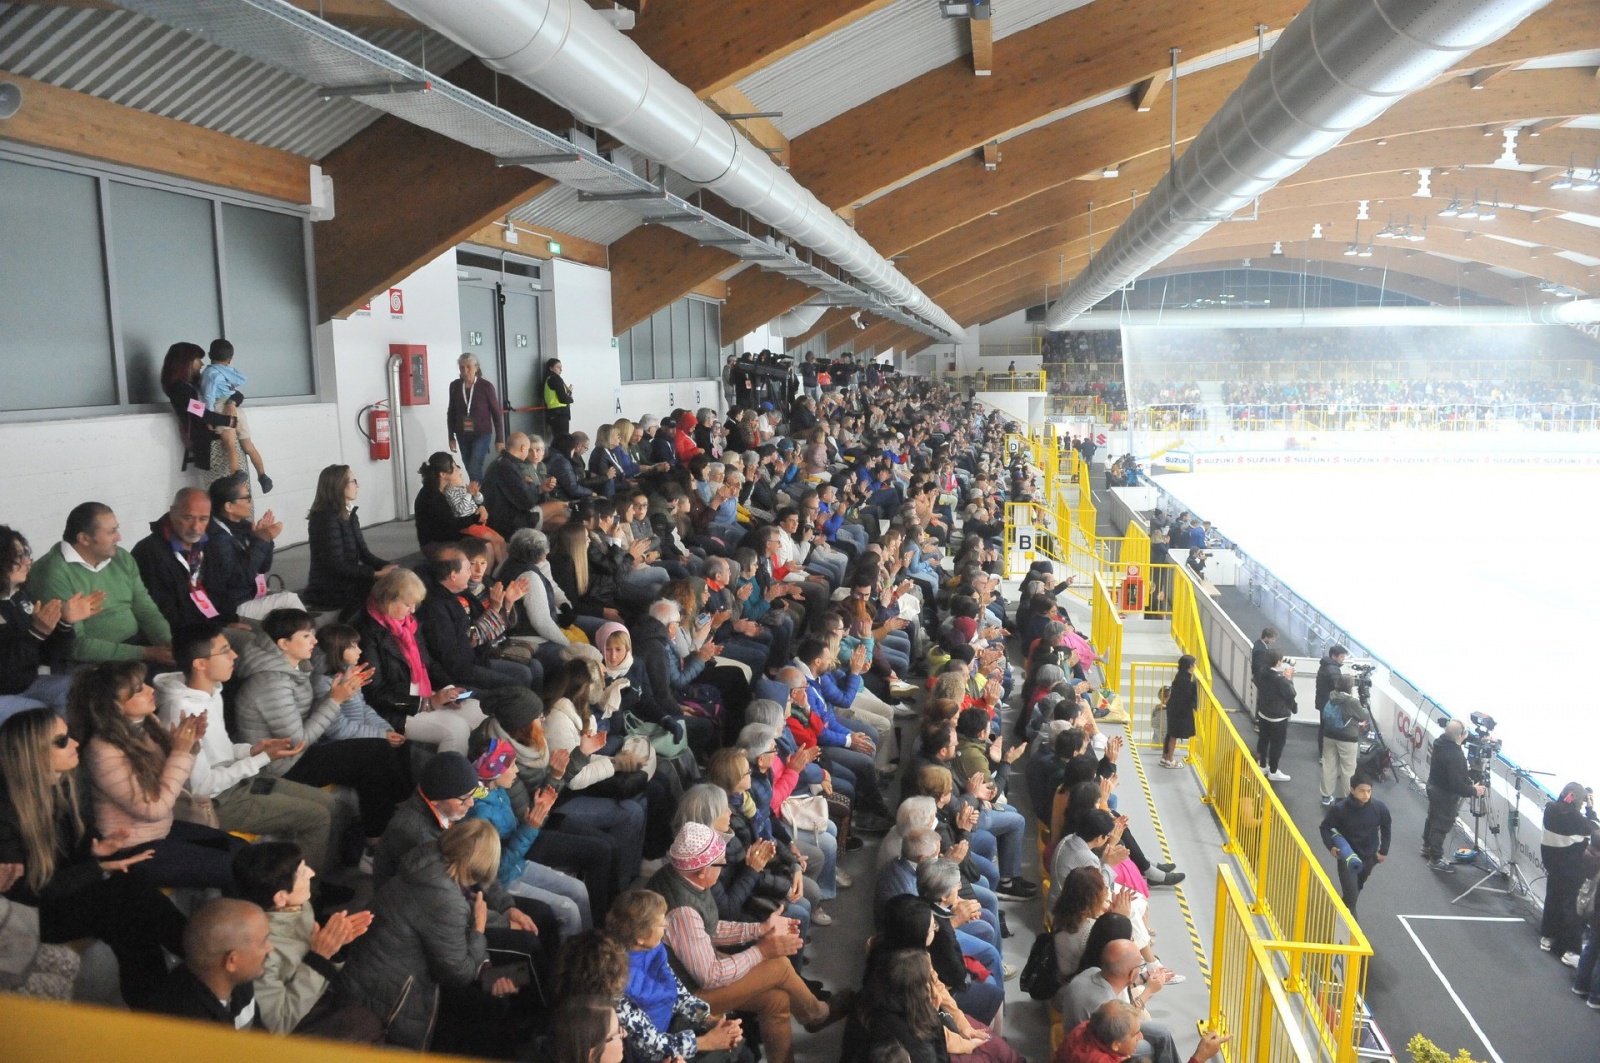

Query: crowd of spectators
[{"left": 1, "top": 346, "right": 1216, "bottom": 1063}]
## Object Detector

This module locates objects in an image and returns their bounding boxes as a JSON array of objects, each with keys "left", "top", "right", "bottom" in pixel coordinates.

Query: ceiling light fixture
[
  {"left": 1438, "top": 196, "right": 1461, "bottom": 217},
  {"left": 1575, "top": 165, "right": 1600, "bottom": 193},
  {"left": 1101, "top": 165, "right": 1119, "bottom": 179},
  {"left": 1477, "top": 196, "right": 1498, "bottom": 221}
]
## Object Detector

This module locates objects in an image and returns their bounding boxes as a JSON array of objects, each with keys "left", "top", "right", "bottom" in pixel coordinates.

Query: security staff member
[{"left": 542, "top": 358, "right": 573, "bottom": 440}]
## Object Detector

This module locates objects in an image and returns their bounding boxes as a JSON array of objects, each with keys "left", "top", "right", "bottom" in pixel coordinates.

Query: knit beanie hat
[
  {"left": 669, "top": 822, "right": 726, "bottom": 872},
  {"left": 474, "top": 738, "right": 517, "bottom": 782},
  {"left": 420, "top": 752, "right": 481, "bottom": 801}
]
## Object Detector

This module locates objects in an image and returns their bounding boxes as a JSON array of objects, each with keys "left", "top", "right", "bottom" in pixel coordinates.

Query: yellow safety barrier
[
  {"left": 1171, "top": 570, "right": 1213, "bottom": 687},
  {"left": 1210, "top": 866, "right": 1321, "bottom": 1063},
  {"left": 1090, "top": 574, "right": 1124, "bottom": 693},
  {"left": 1124, "top": 661, "right": 1371, "bottom": 1063},
  {"left": 1100, "top": 560, "right": 1178, "bottom": 619}
]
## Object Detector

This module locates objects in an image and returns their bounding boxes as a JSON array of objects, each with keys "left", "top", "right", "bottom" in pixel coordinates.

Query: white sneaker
[
  {"left": 835, "top": 870, "right": 853, "bottom": 889},
  {"left": 1540, "top": 937, "right": 1553, "bottom": 952},
  {"left": 812, "top": 907, "right": 834, "bottom": 927},
  {"left": 1268, "top": 770, "right": 1292, "bottom": 782},
  {"left": 1562, "top": 951, "right": 1581, "bottom": 968}
]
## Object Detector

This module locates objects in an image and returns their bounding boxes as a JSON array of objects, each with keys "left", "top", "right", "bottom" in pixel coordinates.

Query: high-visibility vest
[{"left": 543, "top": 378, "right": 568, "bottom": 411}]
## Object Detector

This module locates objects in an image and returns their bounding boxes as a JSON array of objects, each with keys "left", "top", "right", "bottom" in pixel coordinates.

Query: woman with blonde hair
[
  {"left": 69, "top": 661, "right": 242, "bottom": 889},
  {"left": 0, "top": 706, "right": 186, "bottom": 1006},
  {"left": 340, "top": 818, "right": 521, "bottom": 1050},
  {"left": 352, "top": 567, "right": 484, "bottom": 754},
  {"left": 550, "top": 520, "right": 618, "bottom": 633}
]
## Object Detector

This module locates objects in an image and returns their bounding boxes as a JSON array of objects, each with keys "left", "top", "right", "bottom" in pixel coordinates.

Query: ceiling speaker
[{"left": 0, "top": 82, "right": 21, "bottom": 121}]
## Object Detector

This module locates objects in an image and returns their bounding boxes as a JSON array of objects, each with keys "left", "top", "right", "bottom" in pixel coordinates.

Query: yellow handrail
[
  {"left": 1090, "top": 574, "right": 1124, "bottom": 693},
  {"left": 1171, "top": 570, "right": 1213, "bottom": 687},
  {"left": 1124, "top": 660, "right": 1372, "bottom": 1063},
  {"left": 1210, "top": 866, "right": 1322, "bottom": 1063}
]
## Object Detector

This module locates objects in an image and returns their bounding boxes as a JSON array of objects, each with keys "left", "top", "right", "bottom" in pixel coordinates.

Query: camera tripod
[{"left": 1451, "top": 766, "right": 1551, "bottom": 905}]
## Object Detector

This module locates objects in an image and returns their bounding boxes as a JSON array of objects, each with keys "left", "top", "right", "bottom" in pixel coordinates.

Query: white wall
[
  {"left": 739, "top": 323, "right": 784, "bottom": 355},
  {"left": 0, "top": 403, "right": 340, "bottom": 557},
  {"left": 321, "top": 249, "right": 465, "bottom": 528},
  {"left": 549, "top": 259, "right": 623, "bottom": 435}
]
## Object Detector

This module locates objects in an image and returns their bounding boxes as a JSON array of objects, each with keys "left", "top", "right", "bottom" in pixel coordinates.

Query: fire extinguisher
[
  {"left": 1121, "top": 565, "right": 1144, "bottom": 611},
  {"left": 360, "top": 402, "right": 391, "bottom": 461}
]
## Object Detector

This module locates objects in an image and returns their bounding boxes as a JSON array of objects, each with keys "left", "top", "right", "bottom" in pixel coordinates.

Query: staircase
[{"left": 1198, "top": 380, "right": 1229, "bottom": 434}]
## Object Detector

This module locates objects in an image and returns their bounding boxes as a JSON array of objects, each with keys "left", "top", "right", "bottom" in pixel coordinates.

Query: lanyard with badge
[
  {"left": 460, "top": 379, "right": 477, "bottom": 433},
  {"left": 173, "top": 541, "right": 220, "bottom": 618}
]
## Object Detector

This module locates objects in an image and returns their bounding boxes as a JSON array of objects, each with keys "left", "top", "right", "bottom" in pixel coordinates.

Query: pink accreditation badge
[
  {"left": 186, "top": 399, "right": 206, "bottom": 418},
  {"left": 189, "top": 589, "right": 220, "bottom": 618},
  {"left": 255, "top": 575, "right": 269, "bottom": 599}
]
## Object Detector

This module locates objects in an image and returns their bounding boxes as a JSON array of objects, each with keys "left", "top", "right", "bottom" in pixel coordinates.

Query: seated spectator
[
  {"left": 205, "top": 472, "right": 303, "bottom": 620},
  {"left": 483, "top": 432, "right": 564, "bottom": 537},
  {"left": 0, "top": 525, "right": 93, "bottom": 721},
  {"left": 1053, "top": 866, "right": 1132, "bottom": 992},
  {"left": 550, "top": 520, "right": 622, "bottom": 627},
  {"left": 549, "top": 434, "right": 600, "bottom": 501},
  {"left": 498, "top": 528, "right": 577, "bottom": 672},
  {"left": 340, "top": 818, "right": 526, "bottom": 1050},
  {"left": 69, "top": 660, "right": 243, "bottom": 890},
  {"left": 310, "top": 622, "right": 405, "bottom": 746},
  {"left": 633, "top": 600, "right": 720, "bottom": 756},
  {"left": 149, "top": 897, "right": 269, "bottom": 1026},
  {"left": 130, "top": 487, "right": 246, "bottom": 628},
  {"left": 915, "top": 859, "right": 1004, "bottom": 1026},
  {"left": 416, "top": 545, "right": 536, "bottom": 692},
  {"left": 27, "top": 502, "right": 172, "bottom": 665},
  {"left": 231, "top": 841, "right": 382, "bottom": 1040},
  {"left": 782, "top": 662, "right": 892, "bottom": 834},
  {"left": 351, "top": 568, "right": 484, "bottom": 755},
  {"left": 467, "top": 737, "right": 590, "bottom": 940},
  {"left": 0, "top": 706, "right": 186, "bottom": 1008},
  {"left": 415, "top": 451, "right": 486, "bottom": 551},
  {"left": 1059, "top": 940, "right": 1182, "bottom": 1063},
  {"left": 604, "top": 890, "right": 748, "bottom": 1063},
  {"left": 233, "top": 609, "right": 409, "bottom": 845},
  {"left": 708, "top": 747, "right": 816, "bottom": 927},
  {"left": 156, "top": 623, "right": 336, "bottom": 871},
  {"left": 646, "top": 822, "right": 846, "bottom": 1063},
  {"left": 875, "top": 827, "right": 942, "bottom": 925},
  {"left": 546, "top": 994, "right": 628, "bottom": 1063},
  {"left": 674, "top": 782, "right": 811, "bottom": 935},
  {"left": 302, "top": 464, "right": 393, "bottom": 612}
]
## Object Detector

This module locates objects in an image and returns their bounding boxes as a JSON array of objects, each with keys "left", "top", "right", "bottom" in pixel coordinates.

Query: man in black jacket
[
  {"left": 1319, "top": 774, "right": 1390, "bottom": 916},
  {"left": 1313, "top": 645, "right": 1348, "bottom": 756},
  {"left": 132, "top": 487, "right": 246, "bottom": 627},
  {"left": 1422, "top": 721, "right": 1485, "bottom": 871},
  {"left": 416, "top": 547, "right": 536, "bottom": 692},
  {"left": 149, "top": 898, "right": 268, "bottom": 1027}
]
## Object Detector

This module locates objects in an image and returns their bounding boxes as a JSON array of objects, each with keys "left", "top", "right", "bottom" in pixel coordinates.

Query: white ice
[{"left": 1159, "top": 466, "right": 1600, "bottom": 792}]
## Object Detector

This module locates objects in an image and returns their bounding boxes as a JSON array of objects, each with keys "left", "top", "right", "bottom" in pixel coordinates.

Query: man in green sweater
[{"left": 28, "top": 501, "right": 173, "bottom": 665}]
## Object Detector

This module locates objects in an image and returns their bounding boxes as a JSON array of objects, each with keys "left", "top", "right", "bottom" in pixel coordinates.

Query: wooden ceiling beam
[
  {"left": 1133, "top": 69, "right": 1170, "bottom": 113},
  {"left": 969, "top": 10, "right": 994, "bottom": 76},
  {"left": 628, "top": 0, "right": 901, "bottom": 97},
  {"left": 0, "top": 73, "right": 309, "bottom": 202},
  {"left": 708, "top": 86, "right": 789, "bottom": 167}
]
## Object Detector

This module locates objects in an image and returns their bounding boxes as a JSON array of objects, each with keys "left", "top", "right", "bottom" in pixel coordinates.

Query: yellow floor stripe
[{"left": 1127, "top": 738, "right": 1212, "bottom": 985}]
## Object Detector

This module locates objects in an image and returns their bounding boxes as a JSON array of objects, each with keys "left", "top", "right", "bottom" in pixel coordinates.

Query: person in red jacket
[
  {"left": 1055, "top": 1002, "right": 1227, "bottom": 1063},
  {"left": 673, "top": 411, "right": 705, "bottom": 466}
]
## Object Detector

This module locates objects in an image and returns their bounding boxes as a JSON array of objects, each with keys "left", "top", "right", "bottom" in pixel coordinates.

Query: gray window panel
[
  {"left": 220, "top": 205, "right": 313, "bottom": 397},
  {"left": 619, "top": 330, "right": 633, "bottom": 382},
  {"left": 688, "top": 300, "right": 709, "bottom": 378},
  {"left": 707, "top": 302, "right": 721, "bottom": 359},
  {"left": 670, "top": 300, "right": 692, "bottom": 378},
  {"left": 0, "top": 160, "right": 117, "bottom": 411},
  {"left": 109, "top": 181, "right": 222, "bottom": 405},
  {"left": 634, "top": 318, "right": 655, "bottom": 380},
  {"left": 652, "top": 307, "right": 673, "bottom": 380}
]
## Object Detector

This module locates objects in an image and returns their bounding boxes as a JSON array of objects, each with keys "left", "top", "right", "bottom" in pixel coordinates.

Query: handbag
[
  {"left": 489, "top": 640, "right": 535, "bottom": 666},
  {"left": 824, "top": 790, "right": 852, "bottom": 854},
  {"left": 622, "top": 711, "right": 691, "bottom": 760},
  {"left": 174, "top": 788, "right": 221, "bottom": 829},
  {"left": 1020, "top": 930, "right": 1061, "bottom": 1000},
  {"left": 678, "top": 683, "right": 723, "bottom": 723},
  {"left": 619, "top": 733, "right": 659, "bottom": 779},
  {"left": 780, "top": 793, "right": 832, "bottom": 834},
  {"left": 580, "top": 768, "right": 650, "bottom": 800}
]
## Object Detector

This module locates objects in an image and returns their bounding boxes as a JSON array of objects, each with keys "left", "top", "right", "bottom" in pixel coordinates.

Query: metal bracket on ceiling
[
  {"left": 318, "top": 79, "right": 429, "bottom": 98},
  {"left": 578, "top": 189, "right": 668, "bottom": 202},
  {"left": 496, "top": 153, "right": 582, "bottom": 167}
]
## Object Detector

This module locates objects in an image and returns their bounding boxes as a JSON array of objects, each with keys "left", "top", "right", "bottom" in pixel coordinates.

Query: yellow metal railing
[
  {"left": 1090, "top": 573, "right": 1124, "bottom": 692},
  {"left": 1211, "top": 866, "right": 1321, "bottom": 1063},
  {"left": 1124, "top": 660, "right": 1372, "bottom": 1063},
  {"left": 1171, "top": 569, "right": 1213, "bottom": 687},
  {"left": 1101, "top": 560, "right": 1178, "bottom": 618},
  {"left": 1129, "top": 357, "right": 1595, "bottom": 383}
]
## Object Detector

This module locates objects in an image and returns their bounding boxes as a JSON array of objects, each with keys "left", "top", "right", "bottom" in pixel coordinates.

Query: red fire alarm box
[{"left": 391, "top": 345, "right": 429, "bottom": 406}]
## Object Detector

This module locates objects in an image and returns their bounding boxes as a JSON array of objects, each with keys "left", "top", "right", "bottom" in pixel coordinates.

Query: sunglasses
[{"left": 51, "top": 734, "right": 71, "bottom": 749}]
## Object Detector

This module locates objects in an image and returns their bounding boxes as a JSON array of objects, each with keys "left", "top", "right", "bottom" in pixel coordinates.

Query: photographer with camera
[
  {"left": 1422, "top": 720, "right": 1486, "bottom": 872},
  {"left": 1254, "top": 650, "right": 1297, "bottom": 783}
]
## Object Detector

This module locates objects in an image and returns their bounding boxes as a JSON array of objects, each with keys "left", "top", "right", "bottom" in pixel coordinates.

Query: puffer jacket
[
  {"left": 543, "top": 696, "right": 617, "bottom": 791},
  {"left": 415, "top": 577, "right": 485, "bottom": 682},
  {"left": 0, "top": 590, "right": 74, "bottom": 695},
  {"left": 303, "top": 507, "right": 389, "bottom": 611},
  {"left": 632, "top": 616, "right": 689, "bottom": 715},
  {"left": 338, "top": 842, "right": 488, "bottom": 1050},
  {"left": 371, "top": 793, "right": 516, "bottom": 916},
  {"left": 1323, "top": 689, "right": 1369, "bottom": 743},
  {"left": 233, "top": 631, "right": 340, "bottom": 776}
]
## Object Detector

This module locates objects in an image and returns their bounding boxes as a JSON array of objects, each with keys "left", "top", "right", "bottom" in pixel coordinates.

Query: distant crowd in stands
[
  {"left": 1219, "top": 377, "right": 1600, "bottom": 409},
  {"left": 2, "top": 339, "right": 1230, "bottom": 1063}
]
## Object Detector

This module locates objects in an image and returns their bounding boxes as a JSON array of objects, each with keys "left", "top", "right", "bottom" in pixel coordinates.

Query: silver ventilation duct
[
  {"left": 1044, "top": 0, "right": 1553, "bottom": 328},
  {"left": 386, "top": 0, "right": 964, "bottom": 340},
  {"left": 1051, "top": 301, "right": 1600, "bottom": 329},
  {"left": 768, "top": 305, "right": 831, "bottom": 338}
]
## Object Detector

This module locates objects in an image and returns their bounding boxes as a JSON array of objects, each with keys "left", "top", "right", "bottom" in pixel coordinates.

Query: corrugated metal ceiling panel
[
  {"left": 735, "top": 0, "right": 1091, "bottom": 139},
  {"left": 506, "top": 148, "right": 702, "bottom": 245},
  {"left": 0, "top": 3, "right": 467, "bottom": 158}
]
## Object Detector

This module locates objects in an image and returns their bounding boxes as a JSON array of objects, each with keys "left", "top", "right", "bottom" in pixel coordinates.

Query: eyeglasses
[
  {"left": 230, "top": 494, "right": 251, "bottom": 504},
  {"left": 51, "top": 734, "right": 71, "bottom": 749}
]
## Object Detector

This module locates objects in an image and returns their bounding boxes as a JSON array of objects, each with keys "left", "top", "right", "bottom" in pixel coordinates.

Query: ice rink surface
[{"left": 1159, "top": 465, "right": 1600, "bottom": 790}]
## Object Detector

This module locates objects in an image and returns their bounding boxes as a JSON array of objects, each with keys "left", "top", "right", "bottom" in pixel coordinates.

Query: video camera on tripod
[
  {"left": 1349, "top": 662, "right": 1376, "bottom": 708},
  {"left": 1463, "top": 712, "right": 1501, "bottom": 817}
]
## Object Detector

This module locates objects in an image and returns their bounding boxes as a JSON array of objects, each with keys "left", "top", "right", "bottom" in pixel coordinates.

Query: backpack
[
  {"left": 1322, "top": 697, "right": 1362, "bottom": 742},
  {"left": 1020, "top": 930, "right": 1060, "bottom": 1000},
  {"left": 1578, "top": 869, "right": 1600, "bottom": 921}
]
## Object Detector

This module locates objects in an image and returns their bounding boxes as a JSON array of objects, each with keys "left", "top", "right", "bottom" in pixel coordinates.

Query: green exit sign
[{"left": 547, "top": 240, "right": 562, "bottom": 256}]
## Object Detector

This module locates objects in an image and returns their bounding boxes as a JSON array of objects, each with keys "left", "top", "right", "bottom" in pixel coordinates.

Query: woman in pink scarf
[{"left": 354, "top": 568, "right": 485, "bottom": 754}]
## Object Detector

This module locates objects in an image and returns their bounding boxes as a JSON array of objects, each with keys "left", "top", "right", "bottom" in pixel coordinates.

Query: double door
[{"left": 458, "top": 266, "right": 546, "bottom": 439}]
